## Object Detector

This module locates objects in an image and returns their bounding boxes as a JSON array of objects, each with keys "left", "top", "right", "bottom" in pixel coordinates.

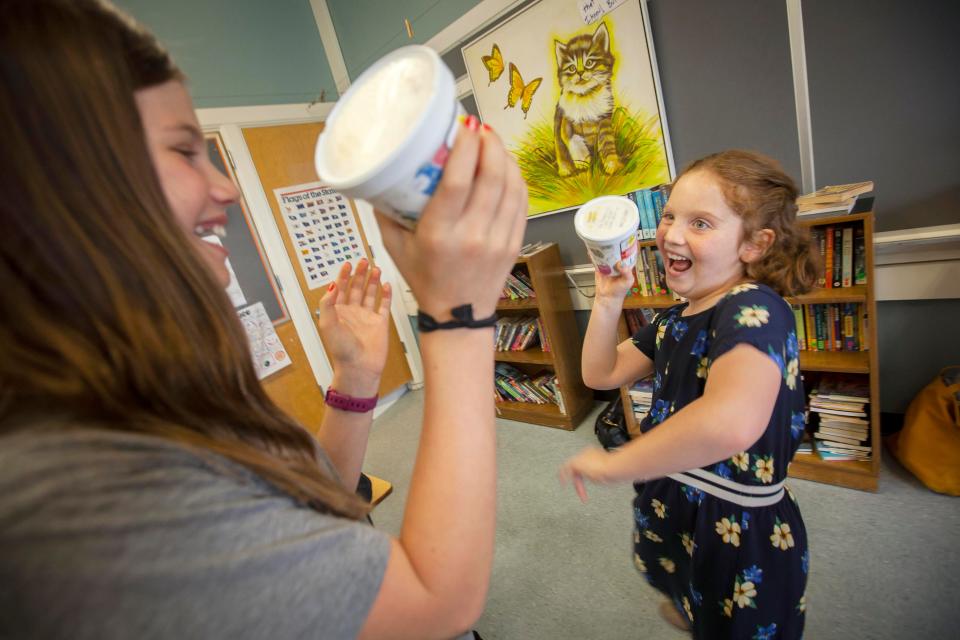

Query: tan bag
[{"left": 887, "top": 366, "right": 960, "bottom": 496}]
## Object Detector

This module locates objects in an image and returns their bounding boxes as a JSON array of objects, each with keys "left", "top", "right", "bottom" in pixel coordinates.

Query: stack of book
[
  {"left": 796, "top": 181, "right": 874, "bottom": 219},
  {"left": 629, "top": 379, "right": 654, "bottom": 423},
  {"left": 495, "top": 317, "right": 541, "bottom": 352},
  {"left": 501, "top": 268, "right": 535, "bottom": 300},
  {"left": 494, "top": 363, "right": 565, "bottom": 413},
  {"left": 809, "top": 222, "right": 867, "bottom": 289},
  {"left": 808, "top": 374, "right": 871, "bottom": 461},
  {"left": 625, "top": 184, "right": 670, "bottom": 239}
]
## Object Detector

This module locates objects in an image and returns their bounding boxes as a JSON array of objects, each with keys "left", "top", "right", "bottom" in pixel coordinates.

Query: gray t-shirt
[{"left": 0, "top": 426, "right": 390, "bottom": 639}]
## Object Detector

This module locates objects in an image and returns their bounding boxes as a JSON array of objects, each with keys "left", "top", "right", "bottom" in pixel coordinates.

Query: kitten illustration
[{"left": 553, "top": 21, "right": 623, "bottom": 177}]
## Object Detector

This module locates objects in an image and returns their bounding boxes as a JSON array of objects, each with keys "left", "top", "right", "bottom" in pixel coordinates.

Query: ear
[
  {"left": 592, "top": 21, "right": 610, "bottom": 53},
  {"left": 554, "top": 40, "right": 567, "bottom": 65},
  {"left": 739, "top": 228, "right": 775, "bottom": 264}
]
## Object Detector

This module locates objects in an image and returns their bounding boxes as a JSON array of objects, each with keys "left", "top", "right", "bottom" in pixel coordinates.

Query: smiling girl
[{"left": 563, "top": 150, "right": 819, "bottom": 639}]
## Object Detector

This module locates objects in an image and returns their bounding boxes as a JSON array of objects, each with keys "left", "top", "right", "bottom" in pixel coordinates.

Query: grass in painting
[{"left": 514, "top": 106, "right": 670, "bottom": 215}]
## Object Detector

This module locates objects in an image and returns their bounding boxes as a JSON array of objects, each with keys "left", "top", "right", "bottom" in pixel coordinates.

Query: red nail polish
[
  {"left": 482, "top": 123, "right": 491, "bottom": 132},
  {"left": 328, "top": 283, "right": 335, "bottom": 291},
  {"left": 466, "top": 115, "right": 479, "bottom": 131}
]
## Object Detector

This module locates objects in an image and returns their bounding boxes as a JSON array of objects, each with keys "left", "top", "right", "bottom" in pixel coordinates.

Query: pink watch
[{"left": 324, "top": 387, "right": 378, "bottom": 413}]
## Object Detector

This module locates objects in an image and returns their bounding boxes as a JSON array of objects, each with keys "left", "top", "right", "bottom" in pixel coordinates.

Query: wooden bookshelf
[
  {"left": 789, "top": 211, "right": 880, "bottom": 491},
  {"left": 495, "top": 243, "right": 593, "bottom": 430},
  {"left": 618, "top": 213, "right": 881, "bottom": 491}
]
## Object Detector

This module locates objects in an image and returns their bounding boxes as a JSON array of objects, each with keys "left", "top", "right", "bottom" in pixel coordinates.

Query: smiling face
[
  {"left": 135, "top": 81, "right": 239, "bottom": 287},
  {"left": 656, "top": 170, "right": 767, "bottom": 313}
]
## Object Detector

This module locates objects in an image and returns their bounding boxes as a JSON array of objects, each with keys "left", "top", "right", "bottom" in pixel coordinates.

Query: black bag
[{"left": 595, "top": 397, "right": 631, "bottom": 450}]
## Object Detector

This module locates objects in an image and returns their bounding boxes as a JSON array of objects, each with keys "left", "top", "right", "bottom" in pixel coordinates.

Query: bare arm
[
  {"left": 359, "top": 119, "right": 528, "bottom": 639},
  {"left": 314, "top": 260, "right": 391, "bottom": 491},
  {"left": 581, "top": 268, "right": 655, "bottom": 390},
  {"left": 561, "top": 343, "right": 781, "bottom": 498}
]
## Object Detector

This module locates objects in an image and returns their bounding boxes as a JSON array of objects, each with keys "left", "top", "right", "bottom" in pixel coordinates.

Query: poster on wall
[
  {"left": 238, "top": 301, "right": 291, "bottom": 380},
  {"left": 273, "top": 181, "right": 367, "bottom": 290},
  {"left": 462, "top": 0, "right": 673, "bottom": 217}
]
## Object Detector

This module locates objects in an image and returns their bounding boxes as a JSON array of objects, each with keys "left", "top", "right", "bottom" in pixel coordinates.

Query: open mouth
[{"left": 667, "top": 252, "right": 692, "bottom": 273}]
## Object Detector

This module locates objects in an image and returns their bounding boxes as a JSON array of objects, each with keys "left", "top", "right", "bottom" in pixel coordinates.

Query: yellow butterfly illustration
[
  {"left": 504, "top": 62, "right": 542, "bottom": 119},
  {"left": 481, "top": 43, "right": 504, "bottom": 85}
]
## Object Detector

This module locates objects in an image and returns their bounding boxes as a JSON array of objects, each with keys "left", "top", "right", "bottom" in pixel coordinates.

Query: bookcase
[
  {"left": 618, "top": 212, "right": 880, "bottom": 491},
  {"left": 495, "top": 243, "right": 593, "bottom": 430}
]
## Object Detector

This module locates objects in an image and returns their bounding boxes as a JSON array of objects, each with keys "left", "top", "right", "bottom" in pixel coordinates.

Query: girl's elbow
[
  {"left": 728, "top": 418, "right": 767, "bottom": 453},
  {"left": 582, "top": 373, "right": 617, "bottom": 391}
]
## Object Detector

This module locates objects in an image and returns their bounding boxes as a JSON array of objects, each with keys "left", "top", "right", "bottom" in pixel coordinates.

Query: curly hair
[{"left": 679, "top": 150, "right": 821, "bottom": 296}]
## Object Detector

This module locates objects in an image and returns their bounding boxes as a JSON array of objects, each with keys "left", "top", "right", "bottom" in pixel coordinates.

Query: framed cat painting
[{"left": 462, "top": 0, "right": 675, "bottom": 217}]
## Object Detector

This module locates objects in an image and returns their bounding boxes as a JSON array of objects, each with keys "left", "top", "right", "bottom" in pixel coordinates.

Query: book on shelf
[
  {"left": 495, "top": 317, "right": 541, "bottom": 352},
  {"left": 824, "top": 226, "right": 835, "bottom": 289},
  {"left": 853, "top": 226, "right": 866, "bottom": 285},
  {"left": 627, "top": 184, "right": 669, "bottom": 240},
  {"left": 841, "top": 226, "right": 854, "bottom": 287},
  {"left": 501, "top": 268, "right": 536, "bottom": 300},
  {"left": 630, "top": 379, "right": 653, "bottom": 422},
  {"left": 796, "top": 181, "right": 873, "bottom": 220},
  {"left": 815, "top": 445, "right": 871, "bottom": 462},
  {"left": 518, "top": 241, "right": 547, "bottom": 257},
  {"left": 536, "top": 317, "right": 551, "bottom": 352},
  {"left": 494, "top": 363, "right": 565, "bottom": 412},
  {"left": 797, "top": 181, "right": 874, "bottom": 205},
  {"left": 832, "top": 226, "right": 842, "bottom": 288},
  {"left": 631, "top": 246, "right": 672, "bottom": 299},
  {"left": 808, "top": 373, "right": 872, "bottom": 461},
  {"left": 795, "top": 303, "right": 865, "bottom": 352},
  {"left": 815, "top": 373, "right": 870, "bottom": 402}
]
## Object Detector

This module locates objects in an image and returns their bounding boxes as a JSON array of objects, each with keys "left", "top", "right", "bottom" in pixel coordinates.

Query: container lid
[{"left": 574, "top": 196, "right": 640, "bottom": 243}]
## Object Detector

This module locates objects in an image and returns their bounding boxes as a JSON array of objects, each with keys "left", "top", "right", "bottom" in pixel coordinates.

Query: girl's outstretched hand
[
  {"left": 374, "top": 117, "right": 528, "bottom": 322},
  {"left": 315, "top": 258, "right": 391, "bottom": 394},
  {"left": 559, "top": 446, "right": 617, "bottom": 503},
  {"left": 594, "top": 262, "right": 635, "bottom": 301}
]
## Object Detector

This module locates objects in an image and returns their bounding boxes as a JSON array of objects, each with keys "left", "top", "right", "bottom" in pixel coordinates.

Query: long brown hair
[
  {"left": 680, "top": 150, "right": 821, "bottom": 296},
  {"left": 0, "top": 0, "right": 368, "bottom": 519}
]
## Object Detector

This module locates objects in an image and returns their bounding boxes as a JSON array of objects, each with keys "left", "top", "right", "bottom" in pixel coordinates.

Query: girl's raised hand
[
  {"left": 315, "top": 259, "right": 391, "bottom": 394},
  {"left": 594, "top": 262, "right": 635, "bottom": 301},
  {"left": 374, "top": 117, "right": 528, "bottom": 322}
]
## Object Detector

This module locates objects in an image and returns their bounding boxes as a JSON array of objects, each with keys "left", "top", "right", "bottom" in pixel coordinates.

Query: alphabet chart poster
[{"left": 273, "top": 181, "right": 366, "bottom": 290}]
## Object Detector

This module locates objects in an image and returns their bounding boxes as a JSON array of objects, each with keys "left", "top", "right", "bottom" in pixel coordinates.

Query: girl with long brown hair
[
  {"left": 0, "top": 1, "right": 527, "bottom": 637},
  {"left": 563, "top": 150, "right": 819, "bottom": 638}
]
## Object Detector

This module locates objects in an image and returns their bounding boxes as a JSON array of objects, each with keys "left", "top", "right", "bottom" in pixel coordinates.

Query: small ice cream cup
[
  {"left": 315, "top": 45, "right": 463, "bottom": 229},
  {"left": 574, "top": 195, "right": 640, "bottom": 276}
]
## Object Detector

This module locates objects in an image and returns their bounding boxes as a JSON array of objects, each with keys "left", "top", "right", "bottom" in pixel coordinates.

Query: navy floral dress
[{"left": 630, "top": 283, "right": 808, "bottom": 639}]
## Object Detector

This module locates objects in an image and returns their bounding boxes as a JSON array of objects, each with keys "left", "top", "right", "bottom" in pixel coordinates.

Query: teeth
[
  {"left": 196, "top": 224, "right": 227, "bottom": 239},
  {"left": 668, "top": 252, "right": 690, "bottom": 261}
]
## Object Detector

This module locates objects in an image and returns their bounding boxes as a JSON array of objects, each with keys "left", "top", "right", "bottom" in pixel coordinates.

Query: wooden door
[
  {"left": 207, "top": 133, "right": 330, "bottom": 433},
  {"left": 241, "top": 122, "right": 413, "bottom": 403}
]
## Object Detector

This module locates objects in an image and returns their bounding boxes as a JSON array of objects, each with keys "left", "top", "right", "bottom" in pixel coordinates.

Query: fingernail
[
  {"left": 466, "top": 115, "right": 479, "bottom": 131},
  {"left": 482, "top": 123, "right": 492, "bottom": 132},
  {"left": 328, "top": 283, "right": 335, "bottom": 291}
]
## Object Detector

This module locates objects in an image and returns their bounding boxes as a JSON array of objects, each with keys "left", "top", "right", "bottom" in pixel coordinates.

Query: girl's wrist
[{"left": 330, "top": 370, "right": 381, "bottom": 398}]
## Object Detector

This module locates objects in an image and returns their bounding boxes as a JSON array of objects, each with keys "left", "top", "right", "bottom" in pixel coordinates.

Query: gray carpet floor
[{"left": 363, "top": 390, "right": 960, "bottom": 639}]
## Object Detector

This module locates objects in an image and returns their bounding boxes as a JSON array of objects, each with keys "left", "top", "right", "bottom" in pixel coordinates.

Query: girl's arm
[
  {"left": 581, "top": 267, "right": 655, "bottom": 390},
  {"left": 561, "top": 343, "right": 781, "bottom": 498},
  {"left": 314, "top": 259, "right": 391, "bottom": 491},
  {"left": 359, "top": 120, "right": 528, "bottom": 639}
]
